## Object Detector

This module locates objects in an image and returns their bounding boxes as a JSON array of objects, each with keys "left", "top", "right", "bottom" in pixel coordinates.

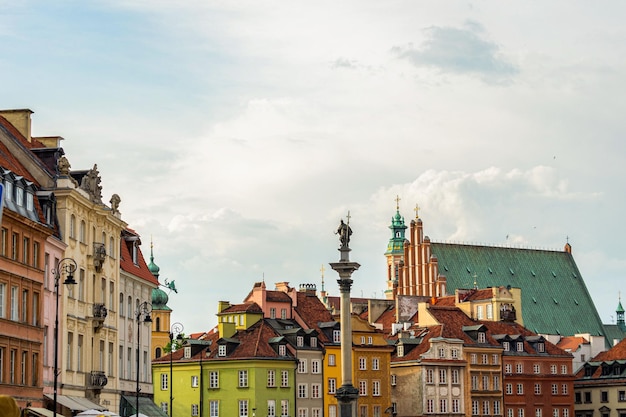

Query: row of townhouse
[{"left": 0, "top": 109, "right": 162, "bottom": 416}]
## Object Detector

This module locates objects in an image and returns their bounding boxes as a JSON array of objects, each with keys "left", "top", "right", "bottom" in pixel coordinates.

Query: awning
[
  {"left": 120, "top": 396, "right": 169, "bottom": 417},
  {"left": 24, "top": 408, "right": 64, "bottom": 417},
  {"left": 44, "top": 394, "right": 106, "bottom": 412}
]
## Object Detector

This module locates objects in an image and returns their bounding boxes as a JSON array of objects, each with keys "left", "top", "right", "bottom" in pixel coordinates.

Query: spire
[
  {"left": 617, "top": 292, "right": 625, "bottom": 331},
  {"left": 147, "top": 237, "right": 161, "bottom": 278},
  {"left": 385, "top": 196, "right": 407, "bottom": 256}
]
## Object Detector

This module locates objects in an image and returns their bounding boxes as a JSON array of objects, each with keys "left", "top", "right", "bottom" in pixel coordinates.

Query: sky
[{"left": 1, "top": 1, "right": 626, "bottom": 334}]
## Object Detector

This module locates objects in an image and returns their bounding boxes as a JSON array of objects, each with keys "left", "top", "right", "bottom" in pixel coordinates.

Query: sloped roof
[
  {"left": 591, "top": 337, "right": 626, "bottom": 362},
  {"left": 119, "top": 229, "right": 159, "bottom": 286},
  {"left": 431, "top": 242, "right": 605, "bottom": 337},
  {"left": 219, "top": 301, "right": 263, "bottom": 314},
  {"left": 293, "top": 291, "right": 335, "bottom": 344},
  {"left": 603, "top": 324, "right": 626, "bottom": 344},
  {"left": 556, "top": 336, "right": 588, "bottom": 352}
]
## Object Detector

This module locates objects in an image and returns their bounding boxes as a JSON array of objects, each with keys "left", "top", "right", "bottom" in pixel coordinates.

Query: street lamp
[
  {"left": 169, "top": 322, "right": 184, "bottom": 417},
  {"left": 52, "top": 258, "right": 77, "bottom": 416},
  {"left": 135, "top": 302, "right": 152, "bottom": 417}
]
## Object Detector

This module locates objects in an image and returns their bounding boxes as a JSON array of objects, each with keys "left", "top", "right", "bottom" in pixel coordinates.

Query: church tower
[
  {"left": 385, "top": 197, "right": 407, "bottom": 299},
  {"left": 148, "top": 242, "right": 172, "bottom": 359},
  {"left": 616, "top": 294, "right": 625, "bottom": 332}
]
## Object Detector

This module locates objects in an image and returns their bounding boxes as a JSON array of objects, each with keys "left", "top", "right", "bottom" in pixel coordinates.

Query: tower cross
[
  {"left": 395, "top": 195, "right": 401, "bottom": 210},
  {"left": 346, "top": 210, "right": 351, "bottom": 226},
  {"left": 414, "top": 203, "right": 420, "bottom": 219}
]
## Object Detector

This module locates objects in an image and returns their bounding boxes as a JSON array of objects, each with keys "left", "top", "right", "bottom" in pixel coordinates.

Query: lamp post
[
  {"left": 52, "top": 258, "right": 77, "bottom": 416},
  {"left": 169, "top": 322, "right": 184, "bottom": 417},
  {"left": 135, "top": 302, "right": 152, "bottom": 417}
]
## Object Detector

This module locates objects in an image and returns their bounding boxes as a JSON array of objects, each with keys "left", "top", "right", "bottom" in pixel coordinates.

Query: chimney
[
  {"left": 217, "top": 301, "right": 231, "bottom": 313},
  {"left": 0, "top": 109, "right": 33, "bottom": 142},
  {"left": 275, "top": 282, "right": 290, "bottom": 292}
]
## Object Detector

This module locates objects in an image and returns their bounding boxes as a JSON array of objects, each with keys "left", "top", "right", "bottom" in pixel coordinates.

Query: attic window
[
  {"left": 184, "top": 346, "right": 191, "bottom": 359},
  {"left": 311, "top": 337, "right": 317, "bottom": 348},
  {"left": 509, "top": 268, "right": 514, "bottom": 275},
  {"left": 537, "top": 342, "right": 545, "bottom": 353},
  {"left": 218, "top": 345, "right": 226, "bottom": 357},
  {"left": 297, "top": 336, "right": 304, "bottom": 347},
  {"left": 503, "top": 341, "right": 510, "bottom": 351},
  {"left": 517, "top": 342, "right": 524, "bottom": 352},
  {"left": 279, "top": 345, "right": 286, "bottom": 356},
  {"left": 397, "top": 345, "right": 404, "bottom": 357},
  {"left": 478, "top": 332, "right": 486, "bottom": 343}
]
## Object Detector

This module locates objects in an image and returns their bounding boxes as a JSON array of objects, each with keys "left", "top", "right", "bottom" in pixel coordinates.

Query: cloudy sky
[{"left": 2, "top": 1, "right": 626, "bottom": 333}]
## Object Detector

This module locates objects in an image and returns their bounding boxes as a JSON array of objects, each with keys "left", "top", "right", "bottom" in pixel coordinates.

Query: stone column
[{"left": 330, "top": 218, "right": 360, "bottom": 417}]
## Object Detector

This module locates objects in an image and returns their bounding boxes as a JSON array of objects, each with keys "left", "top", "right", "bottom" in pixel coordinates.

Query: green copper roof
[
  {"left": 617, "top": 300, "right": 625, "bottom": 314},
  {"left": 147, "top": 243, "right": 160, "bottom": 276},
  {"left": 151, "top": 287, "right": 171, "bottom": 311},
  {"left": 385, "top": 210, "right": 408, "bottom": 255},
  {"left": 430, "top": 242, "right": 606, "bottom": 338}
]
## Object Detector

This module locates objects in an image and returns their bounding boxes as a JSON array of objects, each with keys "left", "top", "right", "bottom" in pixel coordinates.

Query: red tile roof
[
  {"left": 220, "top": 302, "right": 263, "bottom": 314},
  {"left": 556, "top": 336, "right": 588, "bottom": 352},
  {"left": 293, "top": 292, "right": 335, "bottom": 344},
  {"left": 592, "top": 337, "right": 626, "bottom": 361},
  {"left": 119, "top": 229, "right": 159, "bottom": 286}
]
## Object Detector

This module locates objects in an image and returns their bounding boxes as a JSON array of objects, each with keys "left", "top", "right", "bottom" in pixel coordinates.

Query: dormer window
[
  {"left": 311, "top": 337, "right": 317, "bottom": 348},
  {"left": 16, "top": 186, "right": 23, "bottom": 206},
  {"left": 184, "top": 346, "right": 191, "bottom": 359},
  {"left": 218, "top": 345, "right": 226, "bottom": 357},
  {"left": 517, "top": 342, "right": 524, "bottom": 352},
  {"left": 397, "top": 345, "right": 404, "bottom": 357},
  {"left": 297, "top": 336, "right": 304, "bottom": 347},
  {"left": 279, "top": 345, "right": 286, "bottom": 356},
  {"left": 503, "top": 342, "right": 510, "bottom": 351},
  {"left": 4, "top": 181, "right": 12, "bottom": 201},
  {"left": 26, "top": 192, "right": 33, "bottom": 211},
  {"left": 478, "top": 332, "right": 486, "bottom": 343},
  {"left": 333, "top": 330, "right": 340, "bottom": 343},
  {"left": 132, "top": 242, "right": 138, "bottom": 264},
  {"left": 537, "top": 342, "right": 545, "bottom": 353}
]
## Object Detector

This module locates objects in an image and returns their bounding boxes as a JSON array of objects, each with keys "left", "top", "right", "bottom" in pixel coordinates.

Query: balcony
[
  {"left": 93, "top": 243, "right": 106, "bottom": 271},
  {"left": 92, "top": 303, "right": 107, "bottom": 332},
  {"left": 88, "top": 371, "right": 108, "bottom": 390}
]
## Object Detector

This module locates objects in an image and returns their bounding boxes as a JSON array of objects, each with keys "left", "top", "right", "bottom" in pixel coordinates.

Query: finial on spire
[
  {"left": 320, "top": 264, "right": 326, "bottom": 291},
  {"left": 414, "top": 203, "right": 420, "bottom": 219},
  {"left": 473, "top": 273, "right": 478, "bottom": 290},
  {"left": 395, "top": 195, "right": 401, "bottom": 211}
]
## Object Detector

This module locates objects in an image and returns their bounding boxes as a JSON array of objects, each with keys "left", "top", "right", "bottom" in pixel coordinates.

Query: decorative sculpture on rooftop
[
  {"left": 335, "top": 218, "right": 352, "bottom": 249},
  {"left": 80, "top": 164, "right": 103, "bottom": 204}
]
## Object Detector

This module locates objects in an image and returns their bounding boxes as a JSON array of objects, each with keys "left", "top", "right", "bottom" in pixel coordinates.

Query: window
[
  {"left": 391, "top": 374, "right": 397, "bottom": 386},
  {"left": 329, "top": 354, "right": 336, "bottom": 366},
  {"left": 11, "top": 286, "right": 18, "bottom": 320},
  {"left": 372, "top": 406, "right": 381, "bottom": 417},
  {"left": 517, "top": 384, "right": 524, "bottom": 395},
  {"left": 472, "top": 375, "right": 479, "bottom": 390},
  {"left": 333, "top": 330, "right": 340, "bottom": 343},
  {"left": 494, "top": 375, "right": 500, "bottom": 390},
  {"left": 329, "top": 406, "right": 337, "bottom": 417},
  {"left": 519, "top": 409, "right": 525, "bottom": 417},
  {"left": 516, "top": 363, "right": 523, "bottom": 373},
  {"left": 397, "top": 345, "right": 404, "bottom": 357},
  {"left": 298, "top": 383, "right": 308, "bottom": 398},
  {"left": 452, "top": 369, "right": 459, "bottom": 384},
  {"left": 22, "top": 237, "right": 29, "bottom": 264},
  {"left": 472, "top": 401, "right": 479, "bottom": 416},
  {"left": 471, "top": 354, "right": 477, "bottom": 364},
  {"left": 311, "top": 337, "right": 318, "bottom": 347},
  {"left": 452, "top": 399, "right": 460, "bottom": 414},
  {"left": 551, "top": 364, "right": 557, "bottom": 374},
  {"left": 439, "top": 347, "right": 446, "bottom": 358},
  {"left": 69, "top": 215, "right": 76, "bottom": 239},
  {"left": 535, "top": 409, "right": 542, "bottom": 417},
  {"left": 535, "top": 383, "right": 541, "bottom": 395},
  {"left": 368, "top": 336, "right": 373, "bottom": 345},
  {"left": 298, "top": 409, "right": 308, "bottom": 417},
  {"left": 452, "top": 348, "right": 459, "bottom": 359},
  {"left": 312, "top": 359, "right": 321, "bottom": 374},
  {"left": 31, "top": 352, "right": 38, "bottom": 386},
  {"left": 77, "top": 335, "right": 83, "bottom": 372},
  {"left": 161, "top": 373, "right": 168, "bottom": 390},
  {"left": 359, "top": 380, "right": 367, "bottom": 396},
  {"left": 0, "top": 283, "right": 4, "bottom": 318},
  {"left": 359, "top": 357, "right": 366, "bottom": 370},
  {"left": 21, "top": 289, "right": 28, "bottom": 323},
  {"left": 534, "top": 364, "right": 541, "bottom": 374},
  {"left": 26, "top": 192, "right": 34, "bottom": 211},
  {"left": 360, "top": 406, "right": 367, "bottom": 417},
  {"left": 298, "top": 359, "right": 308, "bottom": 374},
  {"left": 478, "top": 332, "right": 486, "bottom": 343},
  {"left": 192, "top": 375, "right": 199, "bottom": 387},
  {"left": 483, "top": 375, "right": 489, "bottom": 390},
  {"left": 563, "top": 409, "right": 569, "bottom": 417},
  {"left": 270, "top": 308, "right": 276, "bottom": 319},
  {"left": 600, "top": 391, "right": 608, "bottom": 402},
  {"left": 210, "top": 401, "right": 219, "bottom": 417},
  {"left": 21, "top": 350, "right": 27, "bottom": 385},
  {"left": 1, "top": 228, "right": 7, "bottom": 257},
  {"left": 584, "top": 392, "right": 591, "bottom": 403},
  {"left": 328, "top": 378, "right": 336, "bottom": 394},
  {"left": 281, "top": 308, "right": 287, "bottom": 319},
  {"left": 281, "top": 370, "right": 289, "bottom": 387},
  {"left": 537, "top": 342, "right": 545, "bottom": 352},
  {"left": 503, "top": 341, "right": 510, "bottom": 351},
  {"left": 67, "top": 332, "right": 73, "bottom": 370},
  {"left": 551, "top": 384, "right": 558, "bottom": 395},
  {"left": 439, "top": 369, "right": 447, "bottom": 384},
  {"left": 9, "top": 349, "right": 15, "bottom": 383},
  {"left": 506, "top": 384, "right": 513, "bottom": 395},
  {"left": 619, "top": 390, "right": 625, "bottom": 401},
  {"left": 483, "top": 401, "right": 490, "bottom": 415},
  {"left": 482, "top": 354, "right": 488, "bottom": 364},
  {"left": 267, "top": 400, "right": 276, "bottom": 417},
  {"left": 487, "top": 304, "right": 493, "bottom": 319},
  {"left": 79, "top": 220, "right": 86, "bottom": 243},
  {"left": 372, "top": 357, "right": 380, "bottom": 370},
  {"left": 238, "top": 370, "right": 248, "bottom": 387},
  {"left": 477, "top": 305, "right": 484, "bottom": 319},
  {"left": 312, "top": 383, "right": 321, "bottom": 398},
  {"left": 239, "top": 400, "right": 248, "bottom": 417},
  {"left": 508, "top": 410, "right": 514, "bottom": 417},
  {"left": 517, "top": 342, "right": 524, "bottom": 352},
  {"left": 561, "top": 365, "right": 568, "bottom": 374},
  {"left": 210, "top": 371, "right": 219, "bottom": 388},
  {"left": 440, "top": 399, "right": 448, "bottom": 413},
  {"left": 218, "top": 345, "right": 226, "bottom": 357},
  {"left": 192, "top": 404, "right": 199, "bottom": 417},
  {"left": 562, "top": 384, "right": 568, "bottom": 395},
  {"left": 279, "top": 344, "right": 286, "bottom": 356},
  {"left": 494, "top": 400, "right": 501, "bottom": 415},
  {"left": 361, "top": 336, "right": 366, "bottom": 345},
  {"left": 426, "top": 368, "right": 434, "bottom": 384},
  {"left": 281, "top": 400, "right": 289, "bottom": 417},
  {"left": 267, "top": 369, "right": 276, "bottom": 387},
  {"left": 505, "top": 363, "right": 512, "bottom": 374},
  {"left": 297, "top": 336, "right": 304, "bottom": 347},
  {"left": 16, "top": 186, "right": 23, "bottom": 206},
  {"left": 372, "top": 380, "right": 380, "bottom": 396}
]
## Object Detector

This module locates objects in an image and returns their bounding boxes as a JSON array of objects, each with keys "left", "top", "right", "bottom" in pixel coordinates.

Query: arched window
[
  {"left": 127, "top": 296, "right": 132, "bottom": 318},
  {"left": 79, "top": 221, "right": 86, "bottom": 243},
  {"left": 119, "top": 293, "right": 124, "bottom": 316},
  {"left": 156, "top": 317, "right": 161, "bottom": 332},
  {"left": 102, "top": 232, "right": 106, "bottom": 244},
  {"left": 70, "top": 215, "right": 76, "bottom": 239},
  {"left": 109, "top": 237, "right": 114, "bottom": 258},
  {"left": 155, "top": 347, "right": 162, "bottom": 358}
]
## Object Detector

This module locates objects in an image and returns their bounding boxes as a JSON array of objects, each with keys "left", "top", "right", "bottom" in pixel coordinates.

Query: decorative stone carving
[
  {"left": 110, "top": 194, "right": 121, "bottom": 214},
  {"left": 58, "top": 156, "right": 71, "bottom": 175},
  {"left": 80, "top": 164, "right": 103, "bottom": 204}
]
